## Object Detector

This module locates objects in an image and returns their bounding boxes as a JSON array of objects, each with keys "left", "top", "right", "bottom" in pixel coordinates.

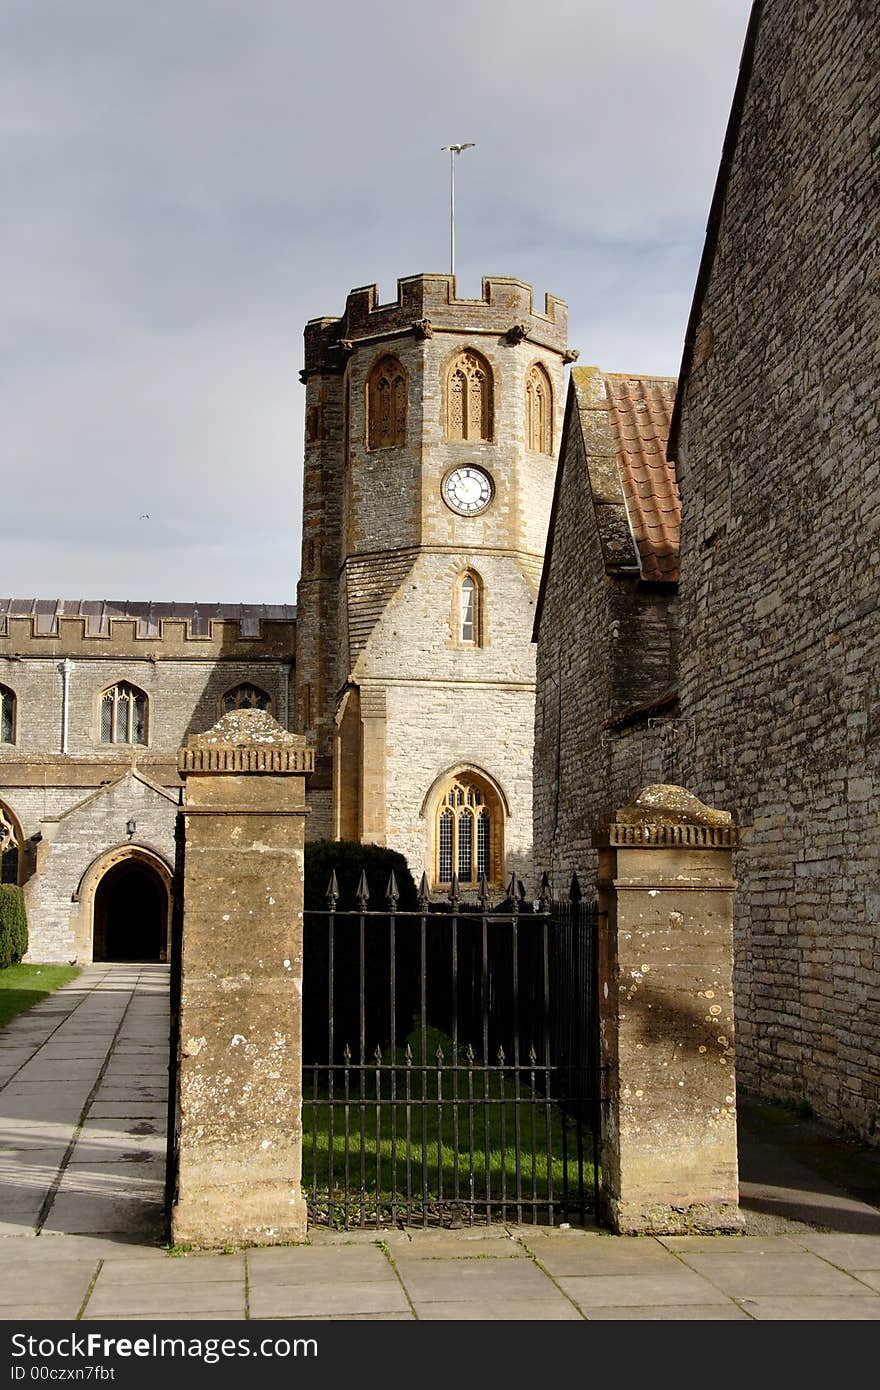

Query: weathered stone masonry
[
  {"left": 595, "top": 785, "right": 742, "bottom": 1235},
  {"left": 296, "top": 275, "right": 572, "bottom": 891},
  {"left": 533, "top": 368, "right": 678, "bottom": 895},
  {"left": 0, "top": 602, "right": 296, "bottom": 961},
  {"left": 669, "top": 0, "right": 880, "bottom": 1140},
  {"left": 172, "top": 710, "right": 313, "bottom": 1248}
]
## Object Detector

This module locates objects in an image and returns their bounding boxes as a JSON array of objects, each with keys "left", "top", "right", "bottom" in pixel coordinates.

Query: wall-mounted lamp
[{"left": 126, "top": 818, "right": 136, "bottom": 839}]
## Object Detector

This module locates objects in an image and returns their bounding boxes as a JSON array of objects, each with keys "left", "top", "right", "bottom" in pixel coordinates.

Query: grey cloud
[{"left": 0, "top": 0, "right": 753, "bottom": 601}]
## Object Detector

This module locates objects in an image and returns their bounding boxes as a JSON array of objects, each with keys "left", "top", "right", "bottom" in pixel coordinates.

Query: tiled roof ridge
[
  {"left": 533, "top": 366, "right": 679, "bottom": 641},
  {"left": 603, "top": 370, "right": 677, "bottom": 382}
]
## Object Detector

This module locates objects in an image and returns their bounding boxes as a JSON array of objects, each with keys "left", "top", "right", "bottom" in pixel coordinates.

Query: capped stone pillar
[
  {"left": 171, "top": 710, "right": 314, "bottom": 1248},
  {"left": 593, "top": 785, "right": 743, "bottom": 1235}
]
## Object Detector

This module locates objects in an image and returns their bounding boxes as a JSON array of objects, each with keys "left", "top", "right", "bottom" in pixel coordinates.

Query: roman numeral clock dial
[{"left": 442, "top": 465, "right": 494, "bottom": 516}]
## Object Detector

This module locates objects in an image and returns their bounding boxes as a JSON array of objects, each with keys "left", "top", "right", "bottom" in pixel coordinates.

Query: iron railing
[{"left": 302, "top": 870, "right": 599, "bottom": 1230}]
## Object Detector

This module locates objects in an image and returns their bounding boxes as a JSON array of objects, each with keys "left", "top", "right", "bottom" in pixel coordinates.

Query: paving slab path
[
  {"left": 1, "top": 963, "right": 169, "bottom": 1248},
  {"left": 2, "top": 964, "right": 880, "bottom": 1321}
]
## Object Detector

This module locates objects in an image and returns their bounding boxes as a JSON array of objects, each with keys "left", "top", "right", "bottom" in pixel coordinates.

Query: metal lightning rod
[{"left": 441, "top": 143, "right": 475, "bottom": 278}]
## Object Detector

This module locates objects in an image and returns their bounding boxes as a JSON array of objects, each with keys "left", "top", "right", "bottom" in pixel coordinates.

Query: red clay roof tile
[{"left": 604, "top": 374, "right": 679, "bottom": 582}]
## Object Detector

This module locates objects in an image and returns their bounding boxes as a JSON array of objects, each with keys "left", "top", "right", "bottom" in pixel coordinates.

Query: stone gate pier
[
  {"left": 593, "top": 784, "right": 743, "bottom": 1235},
  {"left": 170, "top": 710, "right": 313, "bottom": 1248}
]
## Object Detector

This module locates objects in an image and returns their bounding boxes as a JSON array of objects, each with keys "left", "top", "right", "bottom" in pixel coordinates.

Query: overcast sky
[{"left": 1, "top": 0, "right": 752, "bottom": 604}]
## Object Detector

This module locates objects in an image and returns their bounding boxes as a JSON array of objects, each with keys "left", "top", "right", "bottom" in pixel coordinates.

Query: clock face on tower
[{"left": 442, "top": 465, "right": 494, "bottom": 516}]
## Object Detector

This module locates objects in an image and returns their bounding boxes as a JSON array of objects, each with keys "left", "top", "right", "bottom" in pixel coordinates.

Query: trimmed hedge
[
  {"left": 303, "top": 841, "right": 420, "bottom": 1064},
  {"left": 304, "top": 839, "right": 419, "bottom": 912},
  {"left": 0, "top": 884, "right": 28, "bottom": 969}
]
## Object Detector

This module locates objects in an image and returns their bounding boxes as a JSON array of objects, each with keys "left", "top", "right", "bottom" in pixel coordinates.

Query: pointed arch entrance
[
  {"left": 0, "top": 799, "right": 24, "bottom": 885},
  {"left": 76, "top": 846, "right": 172, "bottom": 963}
]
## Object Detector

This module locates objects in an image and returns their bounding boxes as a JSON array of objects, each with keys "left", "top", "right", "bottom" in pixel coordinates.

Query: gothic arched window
[
  {"left": 526, "top": 362, "right": 553, "bottom": 454},
  {"left": 0, "top": 685, "right": 16, "bottom": 744},
  {"left": 222, "top": 683, "right": 271, "bottom": 714},
  {"left": 433, "top": 772, "right": 503, "bottom": 888},
  {"left": 100, "top": 683, "right": 147, "bottom": 745},
  {"left": 446, "top": 351, "right": 493, "bottom": 442},
  {"left": 367, "top": 355, "right": 407, "bottom": 450},
  {"left": 457, "top": 570, "right": 483, "bottom": 646}
]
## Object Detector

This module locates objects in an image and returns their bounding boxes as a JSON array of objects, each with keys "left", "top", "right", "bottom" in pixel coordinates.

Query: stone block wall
[
  {"left": 172, "top": 712, "right": 312, "bottom": 1247},
  {"left": 595, "top": 787, "right": 742, "bottom": 1234},
  {"left": 533, "top": 431, "right": 612, "bottom": 890},
  {"left": 0, "top": 609, "right": 295, "bottom": 960},
  {"left": 533, "top": 389, "right": 678, "bottom": 894},
  {"left": 383, "top": 681, "right": 536, "bottom": 891},
  {"left": 26, "top": 771, "right": 177, "bottom": 961},
  {"left": 295, "top": 274, "right": 571, "bottom": 891},
  {"left": 672, "top": 0, "right": 880, "bottom": 1139},
  {"left": 295, "top": 366, "right": 345, "bottom": 801},
  {"left": 0, "top": 655, "right": 292, "bottom": 764}
]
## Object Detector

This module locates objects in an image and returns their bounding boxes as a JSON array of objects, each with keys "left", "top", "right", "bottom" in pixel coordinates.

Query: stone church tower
[{"left": 295, "top": 273, "right": 570, "bottom": 892}]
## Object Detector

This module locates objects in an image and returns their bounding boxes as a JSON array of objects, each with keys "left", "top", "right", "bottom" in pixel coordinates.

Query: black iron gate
[{"left": 302, "top": 873, "right": 600, "bottom": 1229}]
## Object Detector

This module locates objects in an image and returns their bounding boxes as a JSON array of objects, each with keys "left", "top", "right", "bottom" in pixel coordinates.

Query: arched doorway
[
  {"left": 92, "top": 855, "right": 169, "bottom": 962},
  {"left": 0, "top": 799, "right": 24, "bottom": 886}
]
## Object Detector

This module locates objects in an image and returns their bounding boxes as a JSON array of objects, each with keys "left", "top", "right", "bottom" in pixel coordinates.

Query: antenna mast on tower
[{"left": 441, "top": 143, "right": 475, "bottom": 278}]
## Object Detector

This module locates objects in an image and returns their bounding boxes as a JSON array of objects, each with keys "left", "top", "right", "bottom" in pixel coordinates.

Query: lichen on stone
[
  {"left": 614, "top": 783, "right": 733, "bottom": 828},
  {"left": 187, "top": 708, "right": 305, "bottom": 748}
]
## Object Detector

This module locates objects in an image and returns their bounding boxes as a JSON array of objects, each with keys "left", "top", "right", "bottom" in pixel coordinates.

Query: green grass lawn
[
  {"left": 0, "top": 963, "right": 81, "bottom": 1028},
  {"left": 303, "top": 1024, "right": 599, "bottom": 1228}
]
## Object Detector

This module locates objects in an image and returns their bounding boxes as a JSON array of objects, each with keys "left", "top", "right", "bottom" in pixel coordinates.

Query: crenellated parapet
[
  {"left": 295, "top": 267, "right": 572, "bottom": 857},
  {"left": 0, "top": 600, "right": 296, "bottom": 660},
  {"left": 302, "top": 274, "right": 569, "bottom": 379}
]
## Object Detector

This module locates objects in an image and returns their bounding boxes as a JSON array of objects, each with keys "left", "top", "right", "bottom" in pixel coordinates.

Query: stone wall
[
  {"left": 172, "top": 711, "right": 312, "bottom": 1247},
  {"left": 25, "top": 770, "right": 177, "bottom": 962},
  {"left": 0, "top": 609, "right": 295, "bottom": 961},
  {"left": 672, "top": 0, "right": 880, "bottom": 1139},
  {"left": 383, "top": 680, "right": 537, "bottom": 891},
  {"left": 296, "top": 275, "right": 571, "bottom": 890},
  {"left": 533, "top": 376, "right": 678, "bottom": 895},
  {"left": 534, "top": 406, "right": 613, "bottom": 889},
  {"left": 295, "top": 364, "right": 345, "bottom": 811},
  {"left": 595, "top": 786, "right": 742, "bottom": 1234},
  {"left": 0, "top": 655, "right": 292, "bottom": 769}
]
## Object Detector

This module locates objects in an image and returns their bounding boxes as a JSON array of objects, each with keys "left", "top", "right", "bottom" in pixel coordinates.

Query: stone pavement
[{"left": 1, "top": 964, "right": 880, "bottom": 1321}]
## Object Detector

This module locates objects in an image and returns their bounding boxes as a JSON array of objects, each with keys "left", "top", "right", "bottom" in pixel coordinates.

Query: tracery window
[
  {"left": 100, "top": 683, "right": 147, "bottom": 745},
  {"left": 434, "top": 774, "right": 502, "bottom": 887},
  {"left": 446, "top": 351, "right": 493, "bottom": 442},
  {"left": 525, "top": 363, "right": 552, "bottom": 454},
  {"left": 222, "top": 684, "right": 271, "bottom": 714},
  {"left": 367, "top": 355, "right": 407, "bottom": 450},
  {"left": 0, "top": 685, "right": 15, "bottom": 744}
]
